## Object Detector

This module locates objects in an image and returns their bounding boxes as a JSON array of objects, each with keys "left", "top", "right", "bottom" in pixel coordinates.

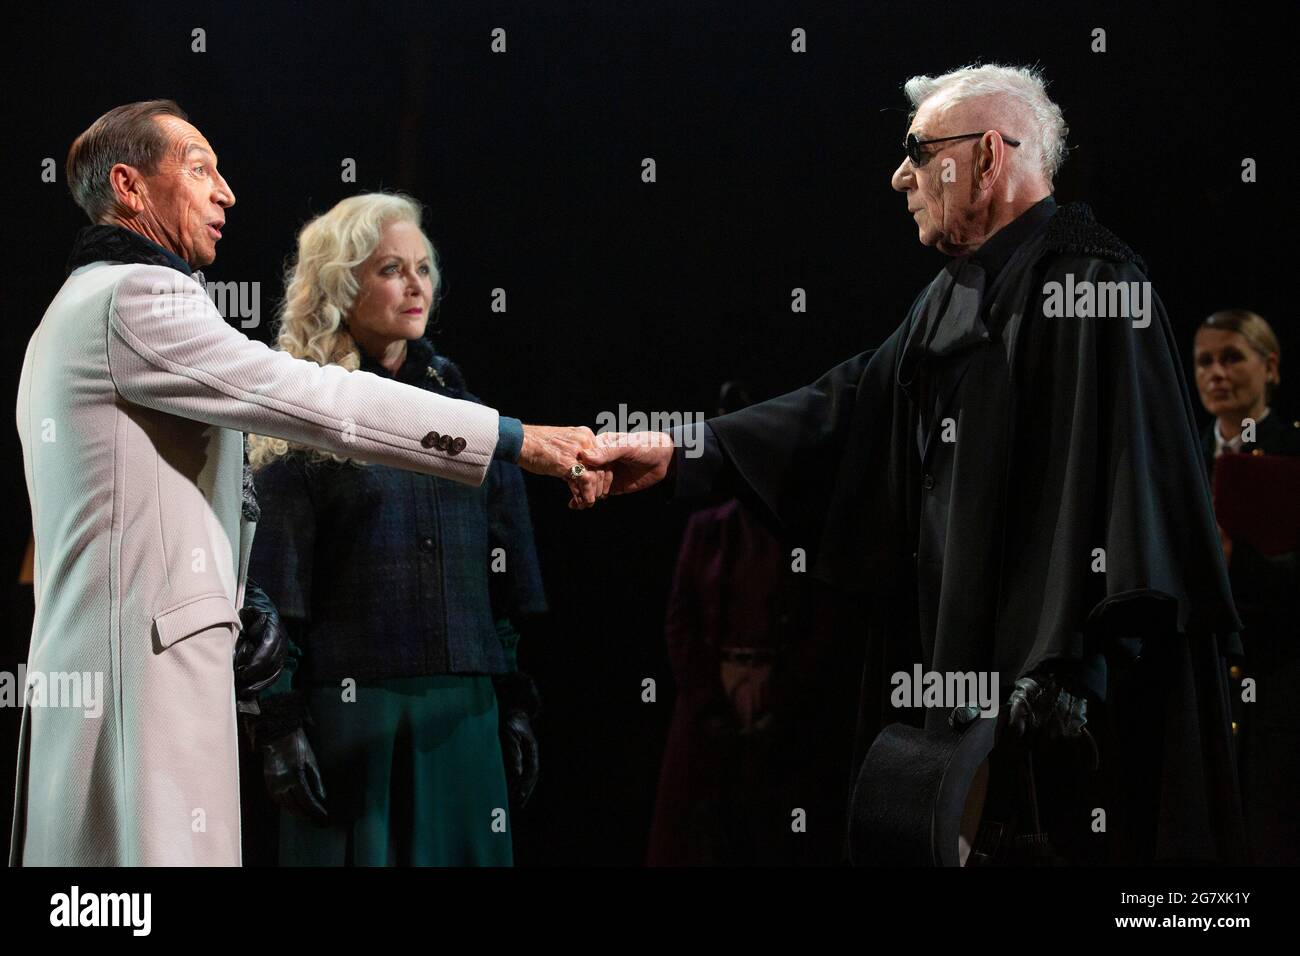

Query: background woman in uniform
[{"left": 1193, "top": 308, "right": 1300, "bottom": 865}]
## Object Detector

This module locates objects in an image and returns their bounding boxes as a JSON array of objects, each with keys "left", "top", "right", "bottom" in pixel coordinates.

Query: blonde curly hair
[{"left": 247, "top": 192, "right": 439, "bottom": 470}]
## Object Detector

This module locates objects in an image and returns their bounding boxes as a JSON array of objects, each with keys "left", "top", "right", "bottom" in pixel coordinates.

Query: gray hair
[
  {"left": 66, "top": 100, "right": 189, "bottom": 223},
  {"left": 903, "top": 63, "right": 1068, "bottom": 183}
]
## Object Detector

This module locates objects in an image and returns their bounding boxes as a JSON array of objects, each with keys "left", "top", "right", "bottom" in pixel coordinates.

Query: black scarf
[{"left": 67, "top": 223, "right": 195, "bottom": 277}]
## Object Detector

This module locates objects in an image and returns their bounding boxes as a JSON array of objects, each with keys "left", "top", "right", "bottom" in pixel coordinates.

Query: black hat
[{"left": 848, "top": 712, "right": 998, "bottom": 866}]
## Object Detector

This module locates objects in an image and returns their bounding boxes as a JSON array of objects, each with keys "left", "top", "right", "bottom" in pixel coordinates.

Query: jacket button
[
  {"left": 922, "top": 474, "right": 935, "bottom": 490},
  {"left": 435, "top": 434, "right": 453, "bottom": 452},
  {"left": 421, "top": 431, "right": 441, "bottom": 449},
  {"left": 449, "top": 437, "right": 467, "bottom": 455},
  {"left": 419, "top": 537, "right": 435, "bottom": 553}
]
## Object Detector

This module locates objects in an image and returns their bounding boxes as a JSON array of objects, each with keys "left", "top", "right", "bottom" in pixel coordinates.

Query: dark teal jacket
[{"left": 248, "top": 335, "right": 547, "bottom": 683}]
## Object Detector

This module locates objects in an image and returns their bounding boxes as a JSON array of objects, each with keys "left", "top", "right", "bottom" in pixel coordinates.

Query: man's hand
[
  {"left": 518, "top": 424, "right": 612, "bottom": 508},
  {"left": 1004, "top": 673, "right": 1098, "bottom": 768},
  {"left": 1006, "top": 674, "right": 1087, "bottom": 740},
  {"left": 575, "top": 431, "right": 676, "bottom": 501}
]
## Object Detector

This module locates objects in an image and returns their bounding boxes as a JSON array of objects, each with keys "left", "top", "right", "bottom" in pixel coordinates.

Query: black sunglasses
[{"left": 905, "top": 131, "right": 1021, "bottom": 167}]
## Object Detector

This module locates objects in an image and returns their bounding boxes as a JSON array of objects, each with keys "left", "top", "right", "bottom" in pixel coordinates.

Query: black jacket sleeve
[{"left": 674, "top": 348, "right": 881, "bottom": 545}]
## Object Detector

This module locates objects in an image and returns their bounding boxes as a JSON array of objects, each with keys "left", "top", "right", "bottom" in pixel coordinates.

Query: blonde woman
[
  {"left": 246, "top": 193, "right": 547, "bottom": 865},
  {"left": 1194, "top": 309, "right": 1294, "bottom": 465}
]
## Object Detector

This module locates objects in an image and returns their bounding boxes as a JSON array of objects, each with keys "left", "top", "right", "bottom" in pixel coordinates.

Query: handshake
[{"left": 517, "top": 425, "right": 679, "bottom": 509}]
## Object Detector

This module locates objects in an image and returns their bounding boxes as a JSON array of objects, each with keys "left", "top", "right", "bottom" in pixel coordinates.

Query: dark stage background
[{"left": 0, "top": 1, "right": 1291, "bottom": 864}]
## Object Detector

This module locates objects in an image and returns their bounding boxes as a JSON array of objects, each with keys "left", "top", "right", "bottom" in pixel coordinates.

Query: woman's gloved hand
[
  {"left": 261, "top": 727, "right": 328, "bottom": 825},
  {"left": 494, "top": 672, "right": 541, "bottom": 809},
  {"left": 234, "top": 580, "right": 288, "bottom": 700}
]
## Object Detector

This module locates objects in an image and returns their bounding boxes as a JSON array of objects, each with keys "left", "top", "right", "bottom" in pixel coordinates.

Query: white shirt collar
[{"left": 1214, "top": 406, "right": 1271, "bottom": 457}]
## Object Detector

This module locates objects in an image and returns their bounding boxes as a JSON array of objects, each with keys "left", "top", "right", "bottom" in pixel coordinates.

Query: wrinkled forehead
[
  {"left": 907, "top": 92, "right": 972, "bottom": 136},
  {"left": 369, "top": 220, "right": 433, "bottom": 259},
  {"left": 154, "top": 114, "right": 216, "bottom": 160}
]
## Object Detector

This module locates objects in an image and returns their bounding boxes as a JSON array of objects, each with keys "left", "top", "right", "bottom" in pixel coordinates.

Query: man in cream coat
[{"left": 12, "top": 100, "right": 608, "bottom": 866}]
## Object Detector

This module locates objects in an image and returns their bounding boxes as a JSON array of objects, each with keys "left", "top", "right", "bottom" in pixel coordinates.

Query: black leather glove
[
  {"left": 234, "top": 580, "right": 288, "bottom": 700},
  {"left": 494, "top": 672, "right": 541, "bottom": 809},
  {"left": 1005, "top": 672, "right": 1099, "bottom": 769},
  {"left": 261, "top": 727, "right": 328, "bottom": 825},
  {"left": 1006, "top": 673, "right": 1086, "bottom": 739}
]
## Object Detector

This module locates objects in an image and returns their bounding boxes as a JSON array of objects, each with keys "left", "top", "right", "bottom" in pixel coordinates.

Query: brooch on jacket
[{"left": 240, "top": 443, "right": 261, "bottom": 523}]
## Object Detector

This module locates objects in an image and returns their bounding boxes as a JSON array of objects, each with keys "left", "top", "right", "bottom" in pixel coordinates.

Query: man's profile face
[
  {"left": 890, "top": 96, "right": 981, "bottom": 255},
  {"left": 132, "top": 116, "right": 235, "bottom": 268}
]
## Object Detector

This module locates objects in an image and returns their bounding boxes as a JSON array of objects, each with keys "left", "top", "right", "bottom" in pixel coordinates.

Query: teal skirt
[{"left": 279, "top": 675, "right": 513, "bottom": 866}]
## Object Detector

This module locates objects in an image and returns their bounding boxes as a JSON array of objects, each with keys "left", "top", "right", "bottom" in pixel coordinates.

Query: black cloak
[{"left": 686, "top": 198, "right": 1247, "bottom": 864}]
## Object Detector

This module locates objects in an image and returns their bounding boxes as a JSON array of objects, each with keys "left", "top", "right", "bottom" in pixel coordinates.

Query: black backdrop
[{"left": 0, "top": 0, "right": 1291, "bottom": 864}]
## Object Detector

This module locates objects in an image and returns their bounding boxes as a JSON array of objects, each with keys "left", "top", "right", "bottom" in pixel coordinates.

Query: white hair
[{"left": 903, "top": 62, "right": 1068, "bottom": 184}]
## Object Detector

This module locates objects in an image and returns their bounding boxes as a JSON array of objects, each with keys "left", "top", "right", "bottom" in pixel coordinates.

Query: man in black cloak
[{"left": 580, "top": 63, "right": 1247, "bottom": 865}]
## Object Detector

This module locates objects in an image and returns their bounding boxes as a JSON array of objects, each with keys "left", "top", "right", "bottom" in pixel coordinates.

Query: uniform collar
[{"left": 1214, "top": 406, "right": 1270, "bottom": 456}]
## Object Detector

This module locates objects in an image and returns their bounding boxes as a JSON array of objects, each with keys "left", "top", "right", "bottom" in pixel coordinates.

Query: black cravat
[{"left": 907, "top": 258, "right": 989, "bottom": 457}]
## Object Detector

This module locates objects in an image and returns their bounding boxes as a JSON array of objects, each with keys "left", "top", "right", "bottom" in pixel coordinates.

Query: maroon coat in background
[{"left": 646, "top": 499, "right": 863, "bottom": 865}]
